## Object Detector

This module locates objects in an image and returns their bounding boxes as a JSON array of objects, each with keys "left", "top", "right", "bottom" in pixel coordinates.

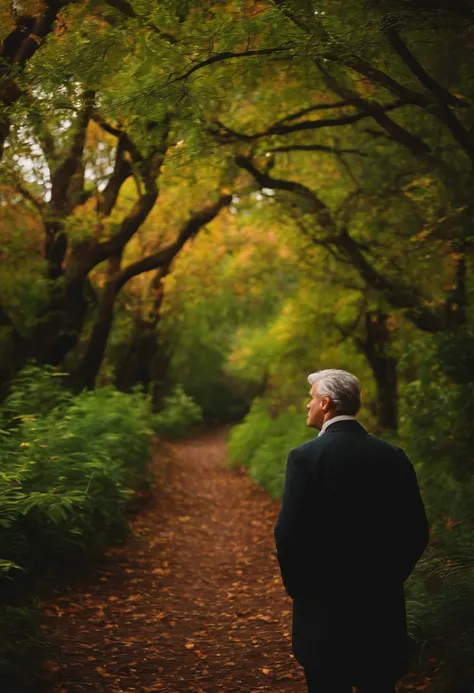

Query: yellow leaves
[
  {"left": 184, "top": 641, "right": 195, "bottom": 649},
  {"left": 261, "top": 667, "right": 272, "bottom": 676}
]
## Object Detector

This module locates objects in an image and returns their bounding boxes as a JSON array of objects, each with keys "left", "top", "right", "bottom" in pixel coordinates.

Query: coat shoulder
[
  {"left": 366, "top": 433, "right": 406, "bottom": 457},
  {"left": 289, "top": 436, "right": 323, "bottom": 459}
]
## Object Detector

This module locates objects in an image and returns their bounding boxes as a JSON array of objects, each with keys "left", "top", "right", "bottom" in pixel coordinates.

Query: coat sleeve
[
  {"left": 392, "top": 450, "right": 430, "bottom": 583},
  {"left": 274, "top": 448, "right": 312, "bottom": 599}
]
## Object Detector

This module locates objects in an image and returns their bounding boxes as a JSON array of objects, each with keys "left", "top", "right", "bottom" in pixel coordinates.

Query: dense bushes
[
  {"left": 151, "top": 385, "right": 203, "bottom": 438},
  {"left": 0, "top": 365, "right": 154, "bottom": 690},
  {"left": 227, "top": 398, "right": 313, "bottom": 498},
  {"left": 398, "top": 331, "right": 474, "bottom": 691}
]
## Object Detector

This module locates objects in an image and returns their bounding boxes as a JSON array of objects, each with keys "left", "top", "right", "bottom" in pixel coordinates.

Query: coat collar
[{"left": 320, "top": 419, "right": 367, "bottom": 435}]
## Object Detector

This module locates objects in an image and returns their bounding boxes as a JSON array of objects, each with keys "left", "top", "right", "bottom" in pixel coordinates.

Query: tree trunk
[
  {"left": 0, "top": 305, "right": 29, "bottom": 401},
  {"left": 32, "top": 278, "right": 92, "bottom": 366},
  {"left": 71, "top": 280, "right": 117, "bottom": 391},
  {"left": 114, "top": 315, "right": 170, "bottom": 408},
  {"left": 358, "top": 311, "right": 398, "bottom": 431},
  {"left": 0, "top": 2, "right": 77, "bottom": 158},
  {"left": 114, "top": 270, "right": 170, "bottom": 407}
]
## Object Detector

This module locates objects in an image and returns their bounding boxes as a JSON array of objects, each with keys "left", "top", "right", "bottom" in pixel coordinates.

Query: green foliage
[
  {"left": 0, "top": 366, "right": 154, "bottom": 687},
  {"left": 405, "top": 548, "right": 474, "bottom": 691},
  {"left": 399, "top": 330, "right": 474, "bottom": 686},
  {"left": 0, "top": 602, "right": 46, "bottom": 692},
  {"left": 2, "top": 1, "right": 474, "bottom": 689},
  {"left": 2, "top": 362, "right": 72, "bottom": 420},
  {"left": 227, "top": 398, "right": 314, "bottom": 498},
  {"left": 152, "top": 385, "right": 203, "bottom": 438},
  {"left": 399, "top": 330, "right": 474, "bottom": 525}
]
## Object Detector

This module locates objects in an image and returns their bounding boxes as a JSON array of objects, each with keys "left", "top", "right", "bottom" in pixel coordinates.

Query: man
[{"left": 274, "top": 369, "right": 430, "bottom": 693}]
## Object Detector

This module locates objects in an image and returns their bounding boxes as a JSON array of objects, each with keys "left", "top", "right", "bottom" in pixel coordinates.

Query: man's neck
[{"left": 320, "top": 414, "right": 356, "bottom": 434}]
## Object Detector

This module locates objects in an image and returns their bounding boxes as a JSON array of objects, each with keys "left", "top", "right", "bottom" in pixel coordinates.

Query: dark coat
[{"left": 274, "top": 419, "right": 430, "bottom": 686}]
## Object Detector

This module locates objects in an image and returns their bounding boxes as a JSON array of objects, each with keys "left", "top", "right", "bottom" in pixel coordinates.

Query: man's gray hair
[{"left": 308, "top": 369, "right": 361, "bottom": 415}]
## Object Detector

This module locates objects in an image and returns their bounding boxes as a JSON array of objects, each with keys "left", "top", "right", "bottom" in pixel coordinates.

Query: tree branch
[
  {"left": 0, "top": 1, "right": 77, "bottom": 157},
  {"left": 266, "top": 144, "right": 367, "bottom": 156},
  {"left": 211, "top": 100, "right": 406, "bottom": 142},
  {"left": 276, "top": 99, "right": 355, "bottom": 122},
  {"left": 385, "top": 24, "right": 468, "bottom": 108},
  {"left": 73, "top": 193, "right": 232, "bottom": 390},
  {"left": 315, "top": 61, "right": 432, "bottom": 158},
  {"left": 49, "top": 89, "right": 96, "bottom": 215},
  {"left": 236, "top": 154, "right": 336, "bottom": 228},
  {"left": 113, "top": 194, "right": 233, "bottom": 293},
  {"left": 45, "top": 89, "right": 95, "bottom": 279},
  {"left": 92, "top": 112, "right": 144, "bottom": 162},
  {"left": 237, "top": 153, "right": 447, "bottom": 331},
  {"left": 96, "top": 135, "right": 132, "bottom": 217}
]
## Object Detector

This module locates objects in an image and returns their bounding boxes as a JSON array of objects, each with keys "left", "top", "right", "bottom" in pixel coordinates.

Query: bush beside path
[{"left": 40, "top": 429, "right": 427, "bottom": 693}]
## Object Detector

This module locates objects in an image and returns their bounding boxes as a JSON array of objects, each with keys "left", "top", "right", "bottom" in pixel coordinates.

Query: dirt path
[{"left": 40, "top": 428, "right": 424, "bottom": 693}]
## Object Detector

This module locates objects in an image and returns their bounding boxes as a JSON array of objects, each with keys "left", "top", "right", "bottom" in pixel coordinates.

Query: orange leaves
[
  {"left": 95, "top": 665, "right": 114, "bottom": 678},
  {"left": 39, "top": 432, "right": 435, "bottom": 693}
]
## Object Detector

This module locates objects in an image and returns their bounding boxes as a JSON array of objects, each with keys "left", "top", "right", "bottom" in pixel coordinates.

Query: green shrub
[
  {"left": 405, "top": 543, "right": 474, "bottom": 692},
  {"left": 152, "top": 385, "right": 203, "bottom": 438},
  {"left": 227, "top": 398, "right": 314, "bottom": 498},
  {"left": 0, "top": 602, "right": 46, "bottom": 692},
  {"left": 1, "top": 384, "right": 153, "bottom": 574},
  {"left": 399, "top": 330, "right": 474, "bottom": 689},
  {"left": 2, "top": 362, "right": 72, "bottom": 422},
  {"left": 0, "top": 366, "right": 155, "bottom": 688}
]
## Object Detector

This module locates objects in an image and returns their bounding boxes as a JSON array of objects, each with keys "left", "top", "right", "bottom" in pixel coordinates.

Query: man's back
[{"left": 274, "top": 418, "right": 430, "bottom": 685}]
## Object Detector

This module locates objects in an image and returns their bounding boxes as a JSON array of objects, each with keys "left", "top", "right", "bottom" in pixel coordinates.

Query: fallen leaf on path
[{"left": 95, "top": 666, "right": 114, "bottom": 678}]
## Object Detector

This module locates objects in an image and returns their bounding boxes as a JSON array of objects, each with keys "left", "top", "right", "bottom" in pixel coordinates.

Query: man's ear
[{"left": 321, "top": 396, "right": 330, "bottom": 411}]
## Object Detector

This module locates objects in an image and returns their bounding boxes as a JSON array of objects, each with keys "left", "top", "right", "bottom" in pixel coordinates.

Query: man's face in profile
[{"left": 306, "top": 384, "right": 329, "bottom": 429}]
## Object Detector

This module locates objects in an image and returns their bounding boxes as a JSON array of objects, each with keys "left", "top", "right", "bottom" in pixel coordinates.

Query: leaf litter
[{"left": 40, "top": 428, "right": 431, "bottom": 693}]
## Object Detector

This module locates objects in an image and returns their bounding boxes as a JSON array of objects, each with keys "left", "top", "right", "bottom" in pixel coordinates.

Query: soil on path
[{"left": 41, "top": 428, "right": 426, "bottom": 693}]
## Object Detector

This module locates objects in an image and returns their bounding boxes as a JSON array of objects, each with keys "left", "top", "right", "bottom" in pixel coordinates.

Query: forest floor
[{"left": 40, "top": 428, "right": 433, "bottom": 693}]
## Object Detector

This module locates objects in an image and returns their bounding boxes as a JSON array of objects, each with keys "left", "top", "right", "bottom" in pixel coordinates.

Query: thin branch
[
  {"left": 277, "top": 100, "right": 355, "bottom": 122},
  {"left": 315, "top": 60, "right": 433, "bottom": 158},
  {"left": 211, "top": 100, "right": 406, "bottom": 142},
  {"left": 384, "top": 25, "right": 474, "bottom": 165},
  {"left": 178, "top": 44, "right": 293, "bottom": 82},
  {"left": 106, "top": 44, "right": 293, "bottom": 109},
  {"left": 236, "top": 154, "right": 336, "bottom": 228},
  {"left": 385, "top": 24, "right": 468, "bottom": 108},
  {"left": 267, "top": 144, "right": 367, "bottom": 156}
]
